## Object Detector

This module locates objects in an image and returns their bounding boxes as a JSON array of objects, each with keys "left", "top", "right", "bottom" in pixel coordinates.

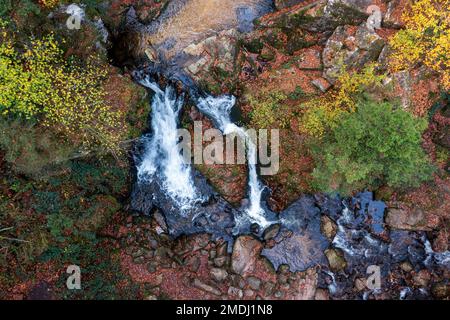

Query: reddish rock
[
  {"left": 293, "top": 268, "right": 318, "bottom": 300},
  {"left": 413, "top": 270, "right": 431, "bottom": 288},
  {"left": 231, "top": 236, "right": 263, "bottom": 276},
  {"left": 314, "top": 288, "right": 330, "bottom": 300},
  {"left": 386, "top": 207, "right": 440, "bottom": 231},
  {"left": 311, "top": 77, "right": 332, "bottom": 92}
]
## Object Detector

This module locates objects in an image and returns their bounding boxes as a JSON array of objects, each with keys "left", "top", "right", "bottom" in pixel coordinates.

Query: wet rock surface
[
  {"left": 261, "top": 196, "right": 329, "bottom": 271},
  {"left": 131, "top": 168, "right": 237, "bottom": 242},
  {"left": 123, "top": 0, "right": 274, "bottom": 83},
  {"left": 124, "top": 0, "right": 449, "bottom": 301},
  {"left": 131, "top": 167, "right": 449, "bottom": 300}
]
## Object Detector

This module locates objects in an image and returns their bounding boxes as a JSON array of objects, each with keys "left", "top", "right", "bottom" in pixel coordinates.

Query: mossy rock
[{"left": 325, "top": 248, "right": 347, "bottom": 272}]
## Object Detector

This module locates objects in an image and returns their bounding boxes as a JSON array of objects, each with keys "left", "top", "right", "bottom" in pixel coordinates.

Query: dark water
[{"left": 128, "top": 0, "right": 449, "bottom": 300}]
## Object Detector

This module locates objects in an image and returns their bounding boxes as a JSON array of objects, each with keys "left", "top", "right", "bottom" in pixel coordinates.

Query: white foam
[
  {"left": 197, "top": 94, "right": 270, "bottom": 227},
  {"left": 137, "top": 79, "right": 201, "bottom": 211}
]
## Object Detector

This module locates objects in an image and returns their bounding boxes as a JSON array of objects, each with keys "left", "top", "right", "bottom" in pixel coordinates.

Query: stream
[{"left": 127, "top": 0, "right": 449, "bottom": 299}]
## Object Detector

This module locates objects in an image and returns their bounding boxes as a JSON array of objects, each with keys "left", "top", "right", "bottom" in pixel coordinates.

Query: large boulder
[
  {"left": 386, "top": 207, "right": 440, "bottom": 231},
  {"left": 183, "top": 29, "right": 239, "bottom": 81},
  {"left": 384, "top": 0, "right": 407, "bottom": 28},
  {"left": 324, "top": 248, "right": 347, "bottom": 272},
  {"left": 231, "top": 235, "right": 263, "bottom": 276},
  {"left": 293, "top": 268, "right": 318, "bottom": 300},
  {"left": 261, "top": 196, "right": 329, "bottom": 272},
  {"left": 322, "top": 24, "right": 384, "bottom": 83}
]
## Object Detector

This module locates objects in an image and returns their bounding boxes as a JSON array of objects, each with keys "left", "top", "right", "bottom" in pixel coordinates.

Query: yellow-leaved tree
[
  {"left": 389, "top": 0, "right": 450, "bottom": 89},
  {"left": 299, "top": 64, "right": 385, "bottom": 138},
  {"left": 0, "top": 20, "right": 125, "bottom": 155},
  {"left": 39, "top": 0, "right": 60, "bottom": 8}
]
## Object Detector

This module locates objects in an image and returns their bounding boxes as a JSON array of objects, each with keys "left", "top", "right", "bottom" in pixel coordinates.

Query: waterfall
[
  {"left": 196, "top": 95, "right": 270, "bottom": 228},
  {"left": 136, "top": 78, "right": 201, "bottom": 211},
  {"left": 136, "top": 77, "right": 270, "bottom": 227}
]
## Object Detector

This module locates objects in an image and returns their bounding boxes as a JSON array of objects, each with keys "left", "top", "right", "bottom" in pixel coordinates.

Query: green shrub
[
  {"left": 33, "top": 191, "right": 61, "bottom": 214},
  {"left": 0, "top": 0, "right": 12, "bottom": 18},
  {"left": 69, "top": 160, "right": 128, "bottom": 194},
  {"left": 47, "top": 213, "right": 74, "bottom": 241},
  {"left": 311, "top": 100, "right": 434, "bottom": 195}
]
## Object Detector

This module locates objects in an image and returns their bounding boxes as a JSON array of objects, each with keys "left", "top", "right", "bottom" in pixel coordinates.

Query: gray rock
[
  {"left": 312, "top": 78, "right": 332, "bottom": 92},
  {"left": 228, "top": 286, "right": 243, "bottom": 299},
  {"left": 325, "top": 0, "right": 373, "bottom": 13},
  {"left": 231, "top": 275, "right": 246, "bottom": 289},
  {"left": 188, "top": 256, "right": 201, "bottom": 272},
  {"left": 192, "top": 279, "right": 222, "bottom": 296},
  {"left": 263, "top": 224, "right": 281, "bottom": 240},
  {"left": 210, "top": 268, "right": 228, "bottom": 282},
  {"left": 244, "top": 289, "right": 254, "bottom": 297},
  {"left": 263, "top": 281, "right": 276, "bottom": 297},
  {"left": 274, "top": 0, "right": 304, "bottom": 10},
  {"left": 274, "top": 290, "right": 284, "bottom": 298},
  {"left": 133, "top": 256, "right": 145, "bottom": 264},
  {"left": 131, "top": 248, "right": 145, "bottom": 258},
  {"left": 278, "top": 274, "right": 289, "bottom": 285},
  {"left": 366, "top": 5, "right": 382, "bottom": 32},
  {"left": 153, "top": 210, "right": 168, "bottom": 233},
  {"left": 231, "top": 236, "right": 263, "bottom": 276},
  {"left": 247, "top": 276, "right": 262, "bottom": 290},
  {"left": 147, "top": 262, "right": 158, "bottom": 273},
  {"left": 214, "top": 256, "right": 227, "bottom": 268},
  {"left": 322, "top": 24, "right": 384, "bottom": 83}
]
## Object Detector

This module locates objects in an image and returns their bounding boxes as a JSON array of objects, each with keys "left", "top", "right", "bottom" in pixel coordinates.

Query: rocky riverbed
[
  {"left": 122, "top": 0, "right": 449, "bottom": 300},
  {"left": 2, "top": 0, "right": 448, "bottom": 301}
]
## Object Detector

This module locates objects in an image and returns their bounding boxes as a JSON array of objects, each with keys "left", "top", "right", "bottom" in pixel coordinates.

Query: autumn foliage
[
  {"left": 0, "top": 20, "right": 125, "bottom": 154},
  {"left": 389, "top": 0, "right": 450, "bottom": 89},
  {"left": 299, "top": 64, "right": 385, "bottom": 138}
]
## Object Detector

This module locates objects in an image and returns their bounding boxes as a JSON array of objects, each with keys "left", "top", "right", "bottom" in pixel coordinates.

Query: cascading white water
[
  {"left": 197, "top": 95, "right": 270, "bottom": 228},
  {"left": 137, "top": 78, "right": 201, "bottom": 211},
  {"left": 136, "top": 78, "right": 269, "bottom": 226}
]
